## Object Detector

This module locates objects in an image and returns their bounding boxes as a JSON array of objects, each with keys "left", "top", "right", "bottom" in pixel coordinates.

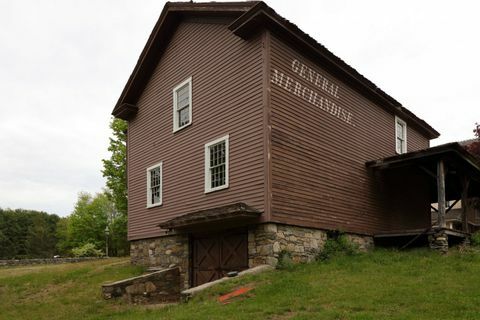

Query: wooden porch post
[
  {"left": 437, "top": 160, "right": 446, "bottom": 228},
  {"left": 461, "top": 177, "right": 470, "bottom": 233}
]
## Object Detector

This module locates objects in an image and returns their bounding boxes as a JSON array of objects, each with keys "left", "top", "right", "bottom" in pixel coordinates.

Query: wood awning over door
[{"left": 159, "top": 202, "right": 261, "bottom": 232}]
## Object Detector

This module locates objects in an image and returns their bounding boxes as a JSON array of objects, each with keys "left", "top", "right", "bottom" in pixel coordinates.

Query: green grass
[{"left": 2, "top": 249, "right": 480, "bottom": 319}]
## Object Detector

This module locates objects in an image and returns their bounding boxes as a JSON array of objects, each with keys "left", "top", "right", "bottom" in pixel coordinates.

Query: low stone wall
[
  {"left": 0, "top": 257, "right": 104, "bottom": 267},
  {"left": 102, "top": 267, "right": 181, "bottom": 304},
  {"left": 248, "top": 223, "right": 328, "bottom": 266},
  {"left": 130, "top": 234, "right": 189, "bottom": 289}
]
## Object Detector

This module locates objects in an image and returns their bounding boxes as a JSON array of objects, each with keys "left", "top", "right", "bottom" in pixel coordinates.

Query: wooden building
[{"left": 112, "top": 1, "right": 480, "bottom": 287}]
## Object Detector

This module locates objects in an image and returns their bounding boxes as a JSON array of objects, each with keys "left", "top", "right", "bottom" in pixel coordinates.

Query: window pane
[
  {"left": 208, "top": 141, "right": 226, "bottom": 189},
  {"left": 178, "top": 106, "right": 190, "bottom": 127},
  {"left": 397, "top": 138, "right": 404, "bottom": 153},
  {"left": 176, "top": 84, "right": 189, "bottom": 110},
  {"left": 149, "top": 166, "right": 161, "bottom": 204}
]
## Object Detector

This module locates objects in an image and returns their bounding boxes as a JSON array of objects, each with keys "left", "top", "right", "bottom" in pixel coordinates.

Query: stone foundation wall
[
  {"left": 129, "top": 224, "right": 374, "bottom": 288},
  {"left": 248, "top": 223, "right": 328, "bottom": 267},
  {"left": 130, "top": 234, "right": 189, "bottom": 289},
  {"left": 345, "top": 233, "right": 375, "bottom": 252}
]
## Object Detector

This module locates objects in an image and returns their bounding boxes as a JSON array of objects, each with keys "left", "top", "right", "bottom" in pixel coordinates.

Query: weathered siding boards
[
  {"left": 127, "top": 21, "right": 265, "bottom": 240},
  {"left": 262, "top": 30, "right": 273, "bottom": 222},
  {"left": 269, "top": 34, "right": 429, "bottom": 234},
  {"left": 272, "top": 35, "right": 394, "bottom": 234},
  {"left": 407, "top": 125, "right": 430, "bottom": 151}
]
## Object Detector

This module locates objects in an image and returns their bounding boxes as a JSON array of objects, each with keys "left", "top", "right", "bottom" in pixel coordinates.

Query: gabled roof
[{"left": 112, "top": 1, "right": 439, "bottom": 139}]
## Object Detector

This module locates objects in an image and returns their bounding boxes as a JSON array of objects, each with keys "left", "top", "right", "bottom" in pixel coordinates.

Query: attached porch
[{"left": 367, "top": 142, "right": 480, "bottom": 251}]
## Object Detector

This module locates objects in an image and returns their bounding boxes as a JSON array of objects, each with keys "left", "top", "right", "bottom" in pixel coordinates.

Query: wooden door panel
[
  {"left": 221, "top": 233, "right": 248, "bottom": 270},
  {"left": 192, "top": 230, "right": 248, "bottom": 287},
  {"left": 194, "top": 237, "right": 219, "bottom": 268}
]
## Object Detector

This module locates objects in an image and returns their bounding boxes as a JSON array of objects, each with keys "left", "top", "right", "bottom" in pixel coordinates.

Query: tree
[
  {"left": 67, "top": 192, "right": 112, "bottom": 250},
  {"left": 102, "top": 117, "right": 129, "bottom": 255},
  {"left": 102, "top": 118, "right": 128, "bottom": 215},
  {"left": 0, "top": 208, "right": 59, "bottom": 259},
  {"left": 465, "top": 123, "right": 480, "bottom": 160},
  {"left": 55, "top": 216, "right": 73, "bottom": 255}
]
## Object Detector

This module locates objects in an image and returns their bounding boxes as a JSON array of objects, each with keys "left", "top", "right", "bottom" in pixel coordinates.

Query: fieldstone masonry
[
  {"left": 130, "top": 234, "right": 189, "bottom": 289},
  {"left": 130, "top": 224, "right": 374, "bottom": 289},
  {"left": 102, "top": 267, "right": 181, "bottom": 304},
  {"left": 248, "top": 223, "right": 328, "bottom": 266},
  {"left": 428, "top": 229, "right": 449, "bottom": 253},
  {"left": 345, "top": 233, "right": 375, "bottom": 252}
]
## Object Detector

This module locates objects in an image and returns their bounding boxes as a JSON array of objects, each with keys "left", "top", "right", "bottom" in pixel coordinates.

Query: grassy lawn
[{"left": 1, "top": 249, "right": 480, "bottom": 319}]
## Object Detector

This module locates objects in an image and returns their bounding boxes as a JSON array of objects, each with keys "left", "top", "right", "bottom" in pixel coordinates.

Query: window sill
[
  {"left": 146, "top": 202, "right": 163, "bottom": 209},
  {"left": 173, "top": 122, "right": 192, "bottom": 133},
  {"left": 204, "top": 185, "right": 229, "bottom": 194}
]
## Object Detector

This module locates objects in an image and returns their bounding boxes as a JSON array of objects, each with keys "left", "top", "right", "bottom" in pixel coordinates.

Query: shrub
[
  {"left": 276, "top": 250, "right": 294, "bottom": 270},
  {"left": 317, "top": 233, "right": 359, "bottom": 261},
  {"left": 470, "top": 231, "right": 480, "bottom": 247},
  {"left": 71, "top": 243, "right": 104, "bottom": 257}
]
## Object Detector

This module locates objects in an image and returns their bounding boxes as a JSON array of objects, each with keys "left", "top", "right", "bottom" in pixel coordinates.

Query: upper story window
[
  {"left": 173, "top": 77, "right": 192, "bottom": 132},
  {"left": 146, "top": 162, "right": 162, "bottom": 207},
  {"left": 395, "top": 116, "right": 407, "bottom": 154},
  {"left": 204, "top": 135, "right": 229, "bottom": 193}
]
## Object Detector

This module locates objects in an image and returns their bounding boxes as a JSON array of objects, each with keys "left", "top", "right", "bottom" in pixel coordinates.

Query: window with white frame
[
  {"left": 395, "top": 116, "right": 407, "bottom": 154},
  {"left": 146, "top": 162, "right": 162, "bottom": 207},
  {"left": 205, "top": 135, "right": 229, "bottom": 193},
  {"left": 173, "top": 77, "right": 192, "bottom": 132}
]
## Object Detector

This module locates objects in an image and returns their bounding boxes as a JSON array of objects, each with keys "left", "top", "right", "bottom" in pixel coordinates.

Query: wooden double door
[{"left": 192, "top": 229, "right": 248, "bottom": 287}]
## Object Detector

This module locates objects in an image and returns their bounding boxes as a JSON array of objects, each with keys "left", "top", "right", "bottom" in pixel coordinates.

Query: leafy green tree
[
  {"left": 0, "top": 208, "right": 59, "bottom": 259},
  {"left": 102, "top": 117, "right": 129, "bottom": 255},
  {"left": 25, "top": 212, "right": 59, "bottom": 257},
  {"left": 102, "top": 118, "right": 127, "bottom": 215},
  {"left": 67, "top": 192, "right": 112, "bottom": 250},
  {"left": 109, "top": 212, "right": 129, "bottom": 256},
  {"left": 56, "top": 191, "right": 129, "bottom": 256},
  {"left": 55, "top": 216, "right": 73, "bottom": 255}
]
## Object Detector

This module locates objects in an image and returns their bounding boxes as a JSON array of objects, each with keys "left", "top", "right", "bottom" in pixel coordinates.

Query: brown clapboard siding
[
  {"left": 408, "top": 125, "right": 430, "bottom": 151},
  {"left": 127, "top": 21, "right": 265, "bottom": 240},
  {"left": 268, "top": 33, "right": 431, "bottom": 235}
]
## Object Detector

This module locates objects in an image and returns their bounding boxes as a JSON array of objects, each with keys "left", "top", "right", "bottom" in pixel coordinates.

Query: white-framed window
[
  {"left": 395, "top": 116, "right": 407, "bottom": 154},
  {"left": 173, "top": 77, "right": 192, "bottom": 132},
  {"left": 204, "top": 135, "right": 229, "bottom": 193},
  {"left": 146, "top": 162, "right": 163, "bottom": 207}
]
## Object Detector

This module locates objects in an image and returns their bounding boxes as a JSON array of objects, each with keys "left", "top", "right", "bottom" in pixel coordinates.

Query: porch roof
[{"left": 366, "top": 142, "right": 480, "bottom": 202}]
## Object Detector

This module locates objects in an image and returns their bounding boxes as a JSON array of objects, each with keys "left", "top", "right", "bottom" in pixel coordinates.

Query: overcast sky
[{"left": 1, "top": 0, "right": 479, "bottom": 217}]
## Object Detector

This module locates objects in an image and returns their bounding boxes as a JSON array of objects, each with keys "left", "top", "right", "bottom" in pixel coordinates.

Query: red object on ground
[{"left": 217, "top": 287, "right": 254, "bottom": 304}]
